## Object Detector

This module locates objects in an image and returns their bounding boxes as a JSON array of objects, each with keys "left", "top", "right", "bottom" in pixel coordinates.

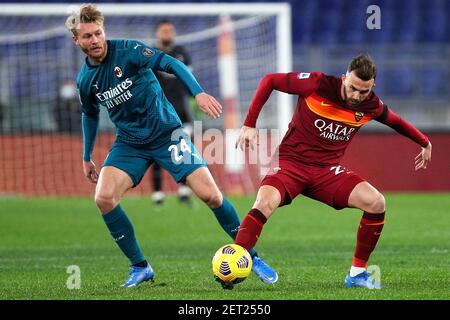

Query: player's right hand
[
  {"left": 195, "top": 92, "right": 222, "bottom": 119},
  {"left": 83, "top": 160, "right": 99, "bottom": 183},
  {"left": 415, "top": 141, "right": 432, "bottom": 171},
  {"left": 235, "top": 125, "right": 259, "bottom": 151}
]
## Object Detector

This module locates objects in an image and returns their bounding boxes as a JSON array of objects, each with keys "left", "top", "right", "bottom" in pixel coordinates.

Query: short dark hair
[
  {"left": 155, "top": 19, "right": 174, "bottom": 31},
  {"left": 347, "top": 55, "right": 377, "bottom": 81}
]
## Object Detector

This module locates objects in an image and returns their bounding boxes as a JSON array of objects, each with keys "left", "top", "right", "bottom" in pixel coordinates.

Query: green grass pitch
[{"left": 0, "top": 194, "right": 449, "bottom": 300}]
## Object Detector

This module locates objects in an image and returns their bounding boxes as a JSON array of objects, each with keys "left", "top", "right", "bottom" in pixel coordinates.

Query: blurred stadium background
[
  {"left": 0, "top": 0, "right": 449, "bottom": 197},
  {"left": 0, "top": 1, "right": 449, "bottom": 301}
]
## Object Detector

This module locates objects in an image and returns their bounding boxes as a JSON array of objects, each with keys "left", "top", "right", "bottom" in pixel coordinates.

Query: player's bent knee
[
  {"left": 254, "top": 197, "right": 279, "bottom": 217},
  {"left": 371, "top": 192, "right": 386, "bottom": 213},
  {"left": 362, "top": 192, "right": 385, "bottom": 213},
  {"left": 202, "top": 190, "right": 223, "bottom": 209},
  {"left": 95, "top": 193, "right": 118, "bottom": 214}
]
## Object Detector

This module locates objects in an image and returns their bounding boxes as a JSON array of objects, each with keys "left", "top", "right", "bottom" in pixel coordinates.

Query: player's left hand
[
  {"left": 235, "top": 125, "right": 259, "bottom": 151},
  {"left": 195, "top": 92, "right": 222, "bottom": 119},
  {"left": 83, "top": 160, "right": 99, "bottom": 183},
  {"left": 415, "top": 141, "right": 432, "bottom": 171}
]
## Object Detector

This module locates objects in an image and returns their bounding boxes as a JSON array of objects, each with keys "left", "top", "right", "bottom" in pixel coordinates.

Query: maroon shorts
[{"left": 260, "top": 158, "right": 365, "bottom": 210}]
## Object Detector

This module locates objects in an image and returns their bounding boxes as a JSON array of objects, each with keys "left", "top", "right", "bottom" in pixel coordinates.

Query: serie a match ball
[{"left": 212, "top": 244, "right": 252, "bottom": 284}]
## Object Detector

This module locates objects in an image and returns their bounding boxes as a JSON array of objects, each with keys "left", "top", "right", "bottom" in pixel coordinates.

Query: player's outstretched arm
[
  {"left": 236, "top": 74, "right": 286, "bottom": 151},
  {"left": 235, "top": 125, "right": 258, "bottom": 151},
  {"left": 376, "top": 106, "right": 432, "bottom": 171},
  {"left": 243, "top": 72, "right": 320, "bottom": 128},
  {"left": 157, "top": 54, "right": 222, "bottom": 119},
  {"left": 195, "top": 92, "right": 222, "bottom": 119},
  {"left": 415, "top": 142, "right": 432, "bottom": 171}
]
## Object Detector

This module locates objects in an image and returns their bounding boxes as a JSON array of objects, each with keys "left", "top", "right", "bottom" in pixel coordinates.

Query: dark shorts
[
  {"left": 103, "top": 129, "right": 206, "bottom": 187},
  {"left": 260, "top": 158, "right": 364, "bottom": 210}
]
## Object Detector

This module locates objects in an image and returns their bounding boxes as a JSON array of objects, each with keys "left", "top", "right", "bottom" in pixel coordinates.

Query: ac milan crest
[{"left": 114, "top": 66, "right": 123, "bottom": 78}]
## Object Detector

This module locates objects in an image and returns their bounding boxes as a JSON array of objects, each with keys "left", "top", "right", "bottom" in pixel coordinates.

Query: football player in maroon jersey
[{"left": 234, "top": 55, "right": 432, "bottom": 289}]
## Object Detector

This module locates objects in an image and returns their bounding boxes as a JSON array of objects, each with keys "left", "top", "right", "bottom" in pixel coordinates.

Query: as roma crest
[{"left": 355, "top": 111, "right": 364, "bottom": 122}]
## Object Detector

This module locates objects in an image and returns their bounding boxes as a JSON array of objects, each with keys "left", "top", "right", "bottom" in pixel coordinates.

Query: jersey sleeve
[
  {"left": 77, "top": 78, "right": 100, "bottom": 117},
  {"left": 375, "top": 105, "right": 429, "bottom": 147},
  {"left": 77, "top": 81, "right": 99, "bottom": 161},
  {"left": 285, "top": 72, "right": 323, "bottom": 96},
  {"left": 178, "top": 45, "right": 191, "bottom": 66},
  {"left": 128, "top": 40, "right": 203, "bottom": 96},
  {"left": 156, "top": 54, "right": 203, "bottom": 96},
  {"left": 243, "top": 72, "right": 322, "bottom": 127},
  {"left": 81, "top": 113, "right": 99, "bottom": 161},
  {"left": 127, "top": 40, "right": 166, "bottom": 70}
]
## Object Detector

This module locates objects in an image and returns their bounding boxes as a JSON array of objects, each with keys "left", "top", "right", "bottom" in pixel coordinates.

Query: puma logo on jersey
[{"left": 133, "top": 43, "right": 142, "bottom": 49}]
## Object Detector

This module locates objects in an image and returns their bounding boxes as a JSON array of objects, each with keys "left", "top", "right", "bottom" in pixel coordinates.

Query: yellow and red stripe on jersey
[{"left": 305, "top": 93, "right": 373, "bottom": 127}]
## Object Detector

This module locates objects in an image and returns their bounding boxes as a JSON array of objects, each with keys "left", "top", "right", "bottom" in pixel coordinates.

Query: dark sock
[
  {"left": 132, "top": 260, "right": 148, "bottom": 268},
  {"left": 153, "top": 163, "right": 162, "bottom": 191},
  {"left": 102, "top": 205, "right": 146, "bottom": 265},
  {"left": 212, "top": 197, "right": 257, "bottom": 257}
]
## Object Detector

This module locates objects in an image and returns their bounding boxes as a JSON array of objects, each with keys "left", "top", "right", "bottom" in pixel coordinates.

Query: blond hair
[{"left": 65, "top": 4, "right": 104, "bottom": 35}]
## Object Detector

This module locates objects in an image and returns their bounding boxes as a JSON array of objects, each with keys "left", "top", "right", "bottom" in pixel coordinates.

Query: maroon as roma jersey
[{"left": 276, "top": 72, "right": 384, "bottom": 166}]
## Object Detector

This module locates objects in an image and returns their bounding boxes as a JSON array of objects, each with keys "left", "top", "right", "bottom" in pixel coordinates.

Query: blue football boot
[
  {"left": 252, "top": 256, "right": 278, "bottom": 284},
  {"left": 345, "top": 271, "right": 381, "bottom": 289},
  {"left": 120, "top": 264, "right": 154, "bottom": 288}
]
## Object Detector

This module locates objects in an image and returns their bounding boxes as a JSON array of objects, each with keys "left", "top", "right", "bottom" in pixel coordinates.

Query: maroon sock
[
  {"left": 352, "top": 211, "right": 385, "bottom": 267},
  {"left": 235, "top": 208, "right": 267, "bottom": 252}
]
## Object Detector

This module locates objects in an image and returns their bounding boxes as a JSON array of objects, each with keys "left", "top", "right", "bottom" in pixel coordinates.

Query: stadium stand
[{"left": 0, "top": 0, "right": 448, "bottom": 195}]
